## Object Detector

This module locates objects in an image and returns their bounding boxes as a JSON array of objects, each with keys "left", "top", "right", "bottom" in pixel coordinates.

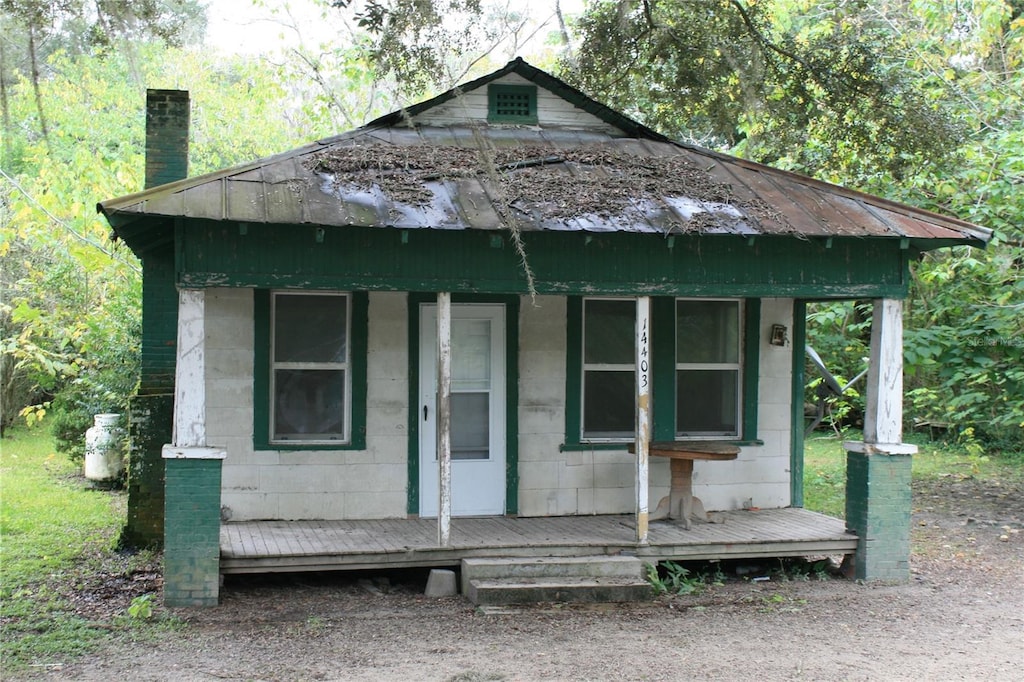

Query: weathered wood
[
  {"left": 635, "top": 296, "right": 651, "bottom": 544},
  {"left": 172, "top": 289, "right": 207, "bottom": 447},
  {"left": 437, "top": 292, "right": 452, "bottom": 547},
  {"left": 864, "top": 298, "right": 905, "bottom": 445},
  {"left": 642, "top": 442, "right": 742, "bottom": 459},
  {"left": 220, "top": 510, "right": 857, "bottom": 574}
]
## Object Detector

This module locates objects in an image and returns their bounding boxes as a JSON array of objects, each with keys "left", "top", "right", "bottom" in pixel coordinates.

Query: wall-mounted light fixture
[{"left": 769, "top": 324, "right": 788, "bottom": 347}]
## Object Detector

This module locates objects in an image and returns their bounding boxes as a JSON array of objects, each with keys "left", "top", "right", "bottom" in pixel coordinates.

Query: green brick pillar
[
  {"left": 844, "top": 447, "right": 913, "bottom": 581},
  {"left": 162, "top": 446, "right": 226, "bottom": 607}
]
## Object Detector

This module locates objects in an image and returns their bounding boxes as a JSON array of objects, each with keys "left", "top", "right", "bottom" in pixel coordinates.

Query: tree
[{"left": 0, "top": 0, "right": 206, "bottom": 154}]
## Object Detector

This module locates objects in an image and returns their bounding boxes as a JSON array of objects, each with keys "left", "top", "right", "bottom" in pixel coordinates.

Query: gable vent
[{"left": 488, "top": 84, "right": 538, "bottom": 124}]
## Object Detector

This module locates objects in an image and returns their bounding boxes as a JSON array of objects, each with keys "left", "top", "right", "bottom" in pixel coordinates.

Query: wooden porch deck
[{"left": 220, "top": 508, "right": 857, "bottom": 574}]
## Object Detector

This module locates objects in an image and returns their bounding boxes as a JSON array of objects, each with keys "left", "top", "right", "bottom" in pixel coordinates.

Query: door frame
[{"left": 407, "top": 293, "right": 520, "bottom": 516}]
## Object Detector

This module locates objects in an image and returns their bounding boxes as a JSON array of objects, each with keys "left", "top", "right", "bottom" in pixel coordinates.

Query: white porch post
[
  {"left": 171, "top": 288, "right": 207, "bottom": 448},
  {"left": 842, "top": 297, "right": 917, "bottom": 582},
  {"left": 436, "top": 292, "right": 453, "bottom": 547},
  {"left": 634, "top": 296, "right": 651, "bottom": 545},
  {"left": 863, "top": 298, "right": 908, "bottom": 447}
]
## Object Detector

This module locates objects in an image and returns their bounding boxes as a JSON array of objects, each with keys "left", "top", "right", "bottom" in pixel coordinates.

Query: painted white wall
[
  {"left": 516, "top": 296, "right": 794, "bottom": 516},
  {"left": 410, "top": 73, "right": 624, "bottom": 135},
  {"left": 212, "top": 289, "right": 410, "bottom": 521},
  {"left": 516, "top": 295, "right": 672, "bottom": 517},
  {"left": 210, "top": 290, "right": 795, "bottom": 521},
  {"left": 692, "top": 297, "right": 794, "bottom": 511}
]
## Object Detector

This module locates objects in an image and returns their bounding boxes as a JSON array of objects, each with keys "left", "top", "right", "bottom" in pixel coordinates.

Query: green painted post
[
  {"left": 844, "top": 449, "right": 913, "bottom": 581},
  {"left": 162, "top": 448, "right": 225, "bottom": 607}
]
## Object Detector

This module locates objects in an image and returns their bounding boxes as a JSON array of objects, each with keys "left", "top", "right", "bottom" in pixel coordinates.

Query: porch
[{"left": 220, "top": 508, "right": 856, "bottom": 574}]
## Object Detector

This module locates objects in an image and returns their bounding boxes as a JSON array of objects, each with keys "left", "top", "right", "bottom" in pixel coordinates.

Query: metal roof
[{"left": 99, "top": 59, "right": 992, "bottom": 250}]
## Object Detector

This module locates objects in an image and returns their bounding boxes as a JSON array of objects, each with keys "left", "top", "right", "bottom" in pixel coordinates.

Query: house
[{"left": 99, "top": 59, "right": 991, "bottom": 607}]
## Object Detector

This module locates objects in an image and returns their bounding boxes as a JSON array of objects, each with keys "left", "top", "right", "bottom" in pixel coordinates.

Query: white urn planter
[{"left": 84, "top": 413, "right": 124, "bottom": 487}]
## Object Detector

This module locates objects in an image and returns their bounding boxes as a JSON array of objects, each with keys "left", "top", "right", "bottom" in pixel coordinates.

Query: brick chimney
[{"left": 145, "top": 89, "right": 190, "bottom": 189}]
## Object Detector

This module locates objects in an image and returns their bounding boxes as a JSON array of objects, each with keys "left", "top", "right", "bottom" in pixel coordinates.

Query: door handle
[{"left": 423, "top": 405, "right": 428, "bottom": 421}]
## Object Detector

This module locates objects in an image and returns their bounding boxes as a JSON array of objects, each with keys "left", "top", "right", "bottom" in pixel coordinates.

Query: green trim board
[
  {"left": 790, "top": 300, "right": 808, "bottom": 508},
  {"left": 253, "top": 289, "right": 368, "bottom": 451},
  {"left": 173, "top": 222, "right": 913, "bottom": 299},
  {"left": 138, "top": 246, "right": 179, "bottom": 393},
  {"left": 406, "top": 293, "right": 520, "bottom": 516},
  {"left": 563, "top": 295, "right": 761, "bottom": 448},
  {"left": 742, "top": 299, "right": 761, "bottom": 442}
]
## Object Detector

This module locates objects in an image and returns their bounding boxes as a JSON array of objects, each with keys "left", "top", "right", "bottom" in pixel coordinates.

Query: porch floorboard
[{"left": 221, "top": 508, "right": 857, "bottom": 574}]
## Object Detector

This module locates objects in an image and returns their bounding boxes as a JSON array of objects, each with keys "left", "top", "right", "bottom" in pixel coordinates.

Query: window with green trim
[
  {"left": 582, "top": 298, "right": 635, "bottom": 440},
  {"left": 565, "top": 296, "right": 759, "bottom": 447},
  {"left": 676, "top": 299, "right": 742, "bottom": 437},
  {"left": 254, "top": 290, "right": 368, "bottom": 450},
  {"left": 488, "top": 84, "right": 538, "bottom": 124}
]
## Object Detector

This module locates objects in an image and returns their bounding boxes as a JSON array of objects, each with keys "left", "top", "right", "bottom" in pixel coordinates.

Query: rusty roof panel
[
  {"left": 829, "top": 194, "right": 902, "bottom": 237},
  {"left": 871, "top": 203, "right": 966, "bottom": 240}
]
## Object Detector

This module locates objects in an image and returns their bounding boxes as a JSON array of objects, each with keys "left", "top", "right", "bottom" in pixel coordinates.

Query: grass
[
  {"left": 802, "top": 427, "right": 1024, "bottom": 518},
  {"left": 0, "top": 426, "right": 168, "bottom": 673}
]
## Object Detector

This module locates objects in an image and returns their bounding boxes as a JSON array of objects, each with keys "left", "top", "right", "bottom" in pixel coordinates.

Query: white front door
[{"left": 419, "top": 303, "right": 506, "bottom": 517}]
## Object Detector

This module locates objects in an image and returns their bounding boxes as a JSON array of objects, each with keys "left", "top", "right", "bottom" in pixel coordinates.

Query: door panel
[{"left": 419, "top": 304, "right": 506, "bottom": 517}]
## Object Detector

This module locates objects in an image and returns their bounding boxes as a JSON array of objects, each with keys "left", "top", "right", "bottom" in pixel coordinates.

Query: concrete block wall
[
  {"left": 208, "top": 290, "right": 797, "bottom": 521},
  {"left": 163, "top": 456, "right": 223, "bottom": 606},
  {"left": 212, "top": 289, "right": 409, "bottom": 521},
  {"left": 516, "top": 296, "right": 671, "bottom": 517},
  {"left": 695, "top": 297, "right": 794, "bottom": 511},
  {"left": 845, "top": 450, "right": 912, "bottom": 581}
]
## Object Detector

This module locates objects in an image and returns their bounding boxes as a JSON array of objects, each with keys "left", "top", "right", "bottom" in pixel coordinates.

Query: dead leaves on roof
[{"left": 305, "top": 142, "right": 777, "bottom": 228}]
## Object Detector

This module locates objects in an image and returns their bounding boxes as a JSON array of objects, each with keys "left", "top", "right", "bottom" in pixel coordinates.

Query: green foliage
[
  {"left": 127, "top": 594, "right": 154, "bottom": 621},
  {"left": 568, "top": 0, "right": 959, "bottom": 180},
  {"left": 645, "top": 560, "right": 719, "bottom": 595}
]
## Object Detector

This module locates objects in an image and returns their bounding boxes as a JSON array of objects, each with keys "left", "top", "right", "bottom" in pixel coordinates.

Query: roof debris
[{"left": 304, "top": 142, "right": 782, "bottom": 230}]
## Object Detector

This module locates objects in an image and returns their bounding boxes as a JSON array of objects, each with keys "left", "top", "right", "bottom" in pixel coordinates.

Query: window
[
  {"left": 565, "top": 296, "right": 759, "bottom": 447},
  {"left": 254, "top": 290, "right": 367, "bottom": 450},
  {"left": 488, "top": 84, "right": 538, "bottom": 124},
  {"left": 271, "top": 292, "right": 350, "bottom": 442},
  {"left": 582, "top": 298, "right": 635, "bottom": 440},
  {"left": 676, "top": 299, "right": 741, "bottom": 437}
]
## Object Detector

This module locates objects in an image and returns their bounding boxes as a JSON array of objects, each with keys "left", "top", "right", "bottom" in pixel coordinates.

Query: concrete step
[
  {"left": 466, "top": 576, "right": 653, "bottom": 606},
  {"left": 461, "top": 556, "right": 652, "bottom": 605},
  {"left": 461, "top": 555, "right": 643, "bottom": 586}
]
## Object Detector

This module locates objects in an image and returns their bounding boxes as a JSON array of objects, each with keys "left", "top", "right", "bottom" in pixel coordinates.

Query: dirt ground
[{"left": 31, "top": 474, "right": 1024, "bottom": 681}]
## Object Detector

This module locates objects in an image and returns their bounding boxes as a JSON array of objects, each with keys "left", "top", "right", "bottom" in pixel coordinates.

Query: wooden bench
[{"left": 632, "top": 442, "right": 740, "bottom": 529}]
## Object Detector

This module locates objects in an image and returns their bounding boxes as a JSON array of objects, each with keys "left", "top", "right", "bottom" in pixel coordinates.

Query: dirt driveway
[{"left": 41, "top": 475, "right": 1024, "bottom": 681}]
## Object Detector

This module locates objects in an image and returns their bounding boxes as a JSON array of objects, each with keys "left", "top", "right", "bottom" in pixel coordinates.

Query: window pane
[
  {"left": 676, "top": 369, "right": 738, "bottom": 435},
  {"left": 451, "top": 392, "right": 489, "bottom": 460},
  {"left": 676, "top": 300, "right": 739, "bottom": 364},
  {"left": 274, "top": 369, "right": 345, "bottom": 440},
  {"left": 584, "top": 299, "right": 635, "bottom": 364},
  {"left": 583, "top": 370, "right": 635, "bottom": 437},
  {"left": 453, "top": 319, "right": 491, "bottom": 391},
  {"left": 274, "top": 294, "right": 348, "bottom": 363}
]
